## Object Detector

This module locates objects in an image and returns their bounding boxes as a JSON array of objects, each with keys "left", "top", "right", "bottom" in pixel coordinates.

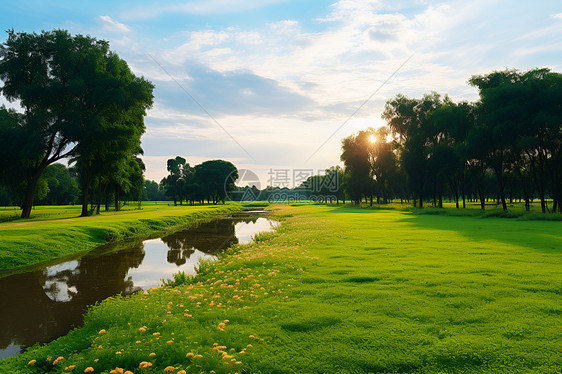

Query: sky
[{"left": 1, "top": 0, "right": 561, "bottom": 187}]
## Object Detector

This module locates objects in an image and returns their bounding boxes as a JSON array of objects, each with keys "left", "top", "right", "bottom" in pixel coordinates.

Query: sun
[{"left": 368, "top": 134, "right": 377, "bottom": 143}]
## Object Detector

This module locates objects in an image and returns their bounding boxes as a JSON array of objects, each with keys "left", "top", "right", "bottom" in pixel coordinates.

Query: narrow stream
[{"left": 0, "top": 210, "right": 277, "bottom": 360}]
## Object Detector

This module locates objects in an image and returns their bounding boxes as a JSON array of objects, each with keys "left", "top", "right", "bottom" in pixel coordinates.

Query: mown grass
[
  {"left": 0, "top": 203, "right": 243, "bottom": 272},
  {"left": 1, "top": 204, "right": 561, "bottom": 373}
]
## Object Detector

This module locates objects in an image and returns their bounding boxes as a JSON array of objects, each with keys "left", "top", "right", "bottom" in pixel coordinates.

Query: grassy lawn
[
  {"left": 1, "top": 204, "right": 561, "bottom": 373},
  {"left": 0, "top": 203, "right": 243, "bottom": 272}
]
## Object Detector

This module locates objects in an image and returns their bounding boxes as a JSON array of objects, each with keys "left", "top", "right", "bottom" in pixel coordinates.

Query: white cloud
[
  {"left": 97, "top": 16, "right": 131, "bottom": 33},
  {"left": 92, "top": 0, "right": 562, "bottom": 180}
]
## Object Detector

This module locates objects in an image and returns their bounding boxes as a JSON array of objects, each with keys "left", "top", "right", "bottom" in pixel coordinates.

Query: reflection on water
[{"left": 0, "top": 212, "right": 277, "bottom": 360}]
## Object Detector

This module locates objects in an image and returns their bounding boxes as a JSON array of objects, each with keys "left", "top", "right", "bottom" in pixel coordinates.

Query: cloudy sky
[{"left": 1, "top": 0, "right": 561, "bottom": 186}]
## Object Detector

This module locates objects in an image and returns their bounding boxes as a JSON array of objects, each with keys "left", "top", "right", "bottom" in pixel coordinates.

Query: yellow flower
[{"left": 27, "top": 360, "right": 36, "bottom": 366}]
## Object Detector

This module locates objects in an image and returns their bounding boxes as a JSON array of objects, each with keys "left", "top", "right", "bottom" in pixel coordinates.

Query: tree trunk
[
  {"left": 20, "top": 168, "right": 43, "bottom": 219},
  {"left": 478, "top": 185, "right": 485, "bottom": 210},
  {"left": 528, "top": 153, "right": 546, "bottom": 213},
  {"left": 492, "top": 166, "right": 508, "bottom": 211},
  {"left": 81, "top": 172, "right": 90, "bottom": 217},
  {"left": 105, "top": 192, "right": 110, "bottom": 211},
  {"left": 419, "top": 195, "right": 423, "bottom": 208},
  {"left": 115, "top": 185, "right": 120, "bottom": 211},
  {"left": 432, "top": 178, "right": 437, "bottom": 207}
]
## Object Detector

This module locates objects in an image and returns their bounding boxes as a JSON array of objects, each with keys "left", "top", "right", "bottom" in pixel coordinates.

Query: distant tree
[
  {"left": 36, "top": 163, "right": 80, "bottom": 205},
  {"left": 162, "top": 156, "right": 187, "bottom": 205},
  {"left": 194, "top": 160, "right": 238, "bottom": 204},
  {"left": 144, "top": 180, "right": 166, "bottom": 201}
]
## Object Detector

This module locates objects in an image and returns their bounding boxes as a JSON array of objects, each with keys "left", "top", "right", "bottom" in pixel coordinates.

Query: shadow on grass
[
  {"left": 323, "top": 205, "right": 562, "bottom": 254},
  {"left": 397, "top": 212, "right": 562, "bottom": 253}
]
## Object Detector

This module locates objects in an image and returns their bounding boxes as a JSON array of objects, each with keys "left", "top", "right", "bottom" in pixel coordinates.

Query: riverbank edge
[{"left": 0, "top": 204, "right": 244, "bottom": 275}]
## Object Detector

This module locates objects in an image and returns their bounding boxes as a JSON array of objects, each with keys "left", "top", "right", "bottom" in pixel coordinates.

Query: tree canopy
[
  {"left": 342, "top": 68, "right": 562, "bottom": 213},
  {"left": 0, "top": 29, "right": 153, "bottom": 217}
]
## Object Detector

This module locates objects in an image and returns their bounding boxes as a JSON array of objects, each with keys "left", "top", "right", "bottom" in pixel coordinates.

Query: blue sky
[{"left": 1, "top": 0, "right": 561, "bottom": 185}]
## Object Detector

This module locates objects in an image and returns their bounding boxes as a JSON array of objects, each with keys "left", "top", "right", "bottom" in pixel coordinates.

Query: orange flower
[
  {"left": 98, "top": 329, "right": 106, "bottom": 335},
  {"left": 27, "top": 360, "right": 36, "bottom": 366},
  {"left": 164, "top": 366, "right": 175, "bottom": 372},
  {"left": 84, "top": 367, "right": 94, "bottom": 373},
  {"left": 139, "top": 361, "right": 153, "bottom": 369}
]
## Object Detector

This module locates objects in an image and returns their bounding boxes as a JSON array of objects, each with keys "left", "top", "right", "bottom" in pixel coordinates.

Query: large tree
[
  {"left": 0, "top": 29, "right": 153, "bottom": 218},
  {"left": 469, "top": 68, "right": 562, "bottom": 212},
  {"left": 383, "top": 92, "right": 442, "bottom": 207},
  {"left": 340, "top": 130, "right": 373, "bottom": 204}
]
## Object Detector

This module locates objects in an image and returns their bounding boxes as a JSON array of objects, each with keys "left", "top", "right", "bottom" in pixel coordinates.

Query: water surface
[{"left": 0, "top": 211, "right": 277, "bottom": 359}]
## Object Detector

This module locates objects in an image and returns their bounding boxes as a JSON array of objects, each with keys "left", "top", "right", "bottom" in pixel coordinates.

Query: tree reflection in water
[
  {"left": 162, "top": 219, "right": 240, "bottom": 266},
  {"left": 0, "top": 242, "right": 146, "bottom": 359}
]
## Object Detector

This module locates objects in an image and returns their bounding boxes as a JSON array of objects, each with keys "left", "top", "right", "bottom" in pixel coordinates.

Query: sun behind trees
[
  {"left": 0, "top": 29, "right": 154, "bottom": 218},
  {"left": 343, "top": 68, "right": 562, "bottom": 213}
]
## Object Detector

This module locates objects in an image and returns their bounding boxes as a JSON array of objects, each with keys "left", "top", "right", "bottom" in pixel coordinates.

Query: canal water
[{"left": 0, "top": 210, "right": 277, "bottom": 360}]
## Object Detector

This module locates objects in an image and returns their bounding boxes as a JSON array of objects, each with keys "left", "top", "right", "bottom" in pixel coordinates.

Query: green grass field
[
  {"left": 0, "top": 203, "right": 243, "bottom": 272},
  {"left": 1, "top": 204, "right": 560, "bottom": 373}
]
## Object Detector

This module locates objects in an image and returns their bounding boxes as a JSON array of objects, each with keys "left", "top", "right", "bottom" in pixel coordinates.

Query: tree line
[
  {"left": 0, "top": 29, "right": 154, "bottom": 217},
  {"left": 159, "top": 156, "right": 238, "bottom": 205},
  {"left": 341, "top": 68, "right": 562, "bottom": 213}
]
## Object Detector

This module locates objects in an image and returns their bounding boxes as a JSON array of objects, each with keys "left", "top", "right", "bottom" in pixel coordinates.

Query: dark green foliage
[
  {"left": 161, "top": 157, "right": 238, "bottom": 205},
  {"left": 144, "top": 180, "right": 166, "bottom": 201},
  {"left": 35, "top": 164, "right": 80, "bottom": 205},
  {"left": 0, "top": 29, "right": 153, "bottom": 218},
  {"left": 338, "top": 68, "right": 562, "bottom": 214}
]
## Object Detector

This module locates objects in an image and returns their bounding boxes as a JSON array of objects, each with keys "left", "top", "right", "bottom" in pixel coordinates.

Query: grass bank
[
  {"left": 1, "top": 204, "right": 561, "bottom": 373},
  {"left": 0, "top": 203, "right": 243, "bottom": 271}
]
